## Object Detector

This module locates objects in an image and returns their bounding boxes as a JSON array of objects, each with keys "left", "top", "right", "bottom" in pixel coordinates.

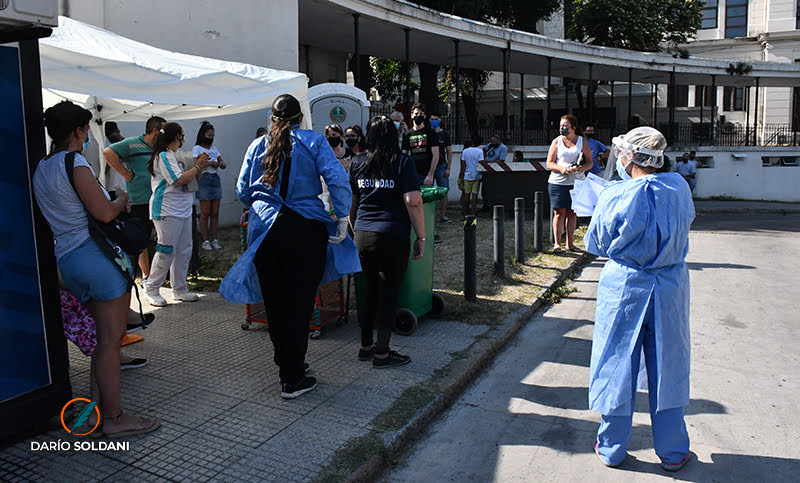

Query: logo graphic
[
  {"left": 329, "top": 106, "right": 347, "bottom": 123},
  {"left": 61, "top": 398, "right": 100, "bottom": 436}
]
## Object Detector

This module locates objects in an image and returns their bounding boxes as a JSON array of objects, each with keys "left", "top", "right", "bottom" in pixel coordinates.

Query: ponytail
[
  {"left": 261, "top": 121, "right": 293, "bottom": 185},
  {"left": 148, "top": 122, "right": 183, "bottom": 176}
]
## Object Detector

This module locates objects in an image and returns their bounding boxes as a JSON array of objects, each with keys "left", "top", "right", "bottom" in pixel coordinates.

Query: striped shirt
[{"left": 150, "top": 150, "right": 193, "bottom": 220}]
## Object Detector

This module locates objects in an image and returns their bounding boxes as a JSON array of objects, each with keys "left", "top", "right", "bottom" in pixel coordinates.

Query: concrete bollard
[
  {"left": 493, "top": 205, "right": 505, "bottom": 276},
  {"left": 464, "top": 215, "right": 477, "bottom": 302},
  {"left": 514, "top": 197, "right": 525, "bottom": 264},
  {"left": 534, "top": 191, "right": 543, "bottom": 252}
]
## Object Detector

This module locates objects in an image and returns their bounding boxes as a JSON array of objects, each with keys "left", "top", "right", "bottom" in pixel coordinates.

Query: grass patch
[
  {"left": 540, "top": 280, "right": 579, "bottom": 306},
  {"left": 314, "top": 433, "right": 388, "bottom": 483},
  {"left": 372, "top": 382, "right": 439, "bottom": 432}
]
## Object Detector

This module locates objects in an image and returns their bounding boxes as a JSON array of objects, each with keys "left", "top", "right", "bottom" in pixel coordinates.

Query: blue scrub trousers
[{"left": 595, "top": 300, "right": 690, "bottom": 466}]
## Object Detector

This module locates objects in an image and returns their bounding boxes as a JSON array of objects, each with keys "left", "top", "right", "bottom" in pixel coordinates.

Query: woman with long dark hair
[
  {"left": 33, "top": 100, "right": 159, "bottom": 437},
  {"left": 349, "top": 116, "right": 425, "bottom": 368},
  {"left": 345, "top": 124, "right": 367, "bottom": 155},
  {"left": 142, "top": 122, "right": 210, "bottom": 306},
  {"left": 194, "top": 121, "right": 227, "bottom": 250},
  {"left": 220, "top": 94, "right": 359, "bottom": 399}
]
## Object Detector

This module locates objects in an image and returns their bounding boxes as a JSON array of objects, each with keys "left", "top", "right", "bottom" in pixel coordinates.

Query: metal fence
[{"left": 368, "top": 106, "right": 800, "bottom": 147}]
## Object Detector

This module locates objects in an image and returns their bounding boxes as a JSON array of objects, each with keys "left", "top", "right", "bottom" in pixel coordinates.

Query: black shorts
[{"left": 129, "top": 204, "right": 155, "bottom": 240}]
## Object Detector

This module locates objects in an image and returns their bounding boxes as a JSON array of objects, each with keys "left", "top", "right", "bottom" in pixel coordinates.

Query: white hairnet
[{"left": 612, "top": 126, "right": 667, "bottom": 169}]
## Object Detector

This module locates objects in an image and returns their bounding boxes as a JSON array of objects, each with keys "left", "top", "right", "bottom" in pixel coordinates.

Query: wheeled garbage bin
[{"left": 355, "top": 186, "right": 448, "bottom": 336}]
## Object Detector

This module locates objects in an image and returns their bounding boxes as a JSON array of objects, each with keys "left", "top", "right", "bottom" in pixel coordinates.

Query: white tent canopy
[{"left": 39, "top": 16, "right": 309, "bottom": 123}]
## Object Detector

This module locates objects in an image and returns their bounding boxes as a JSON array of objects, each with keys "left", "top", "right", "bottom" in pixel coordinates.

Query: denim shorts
[
  {"left": 434, "top": 162, "right": 449, "bottom": 189},
  {"left": 58, "top": 237, "right": 130, "bottom": 303},
  {"left": 548, "top": 183, "right": 574, "bottom": 210},
  {"left": 197, "top": 173, "right": 222, "bottom": 200}
]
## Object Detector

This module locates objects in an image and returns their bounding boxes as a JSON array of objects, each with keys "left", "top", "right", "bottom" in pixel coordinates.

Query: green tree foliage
[
  {"left": 567, "top": 0, "right": 702, "bottom": 53},
  {"left": 370, "top": 57, "right": 418, "bottom": 104},
  {"left": 417, "top": 0, "right": 561, "bottom": 33}
]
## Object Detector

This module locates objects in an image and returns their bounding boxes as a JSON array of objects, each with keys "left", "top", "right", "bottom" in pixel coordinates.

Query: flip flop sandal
[
  {"left": 103, "top": 415, "right": 161, "bottom": 439},
  {"left": 569, "top": 247, "right": 584, "bottom": 253},
  {"left": 552, "top": 247, "right": 565, "bottom": 254}
]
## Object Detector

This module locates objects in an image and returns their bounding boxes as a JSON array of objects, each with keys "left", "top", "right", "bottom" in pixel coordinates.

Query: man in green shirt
[{"left": 104, "top": 116, "right": 166, "bottom": 283}]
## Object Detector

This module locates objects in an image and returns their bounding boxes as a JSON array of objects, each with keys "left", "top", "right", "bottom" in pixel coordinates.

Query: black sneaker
[
  {"left": 281, "top": 376, "right": 317, "bottom": 399},
  {"left": 126, "top": 313, "right": 155, "bottom": 334},
  {"left": 434, "top": 235, "right": 443, "bottom": 244},
  {"left": 372, "top": 350, "right": 411, "bottom": 368},
  {"left": 358, "top": 348, "right": 374, "bottom": 361},
  {"left": 304, "top": 362, "right": 310, "bottom": 374},
  {"left": 120, "top": 358, "right": 147, "bottom": 370}
]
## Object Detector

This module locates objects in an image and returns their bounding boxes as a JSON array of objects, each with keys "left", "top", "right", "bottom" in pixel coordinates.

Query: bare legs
[
  {"left": 138, "top": 251, "right": 150, "bottom": 278},
  {"left": 552, "top": 208, "right": 578, "bottom": 250},
  {"left": 198, "top": 199, "right": 221, "bottom": 243}
]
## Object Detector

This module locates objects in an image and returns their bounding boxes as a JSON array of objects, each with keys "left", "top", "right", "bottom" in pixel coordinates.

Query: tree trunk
[
  {"left": 462, "top": 92, "right": 479, "bottom": 142},
  {"left": 358, "top": 54, "right": 373, "bottom": 95},
  {"left": 417, "top": 63, "right": 440, "bottom": 112}
]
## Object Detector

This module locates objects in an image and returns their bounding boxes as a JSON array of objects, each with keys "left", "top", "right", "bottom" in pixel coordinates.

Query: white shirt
[
  {"left": 104, "top": 140, "right": 127, "bottom": 191},
  {"left": 150, "top": 149, "right": 194, "bottom": 220},
  {"left": 33, "top": 151, "right": 109, "bottom": 259},
  {"left": 548, "top": 136, "right": 583, "bottom": 186},
  {"left": 192, "top": 144, "right": 221, "bottom": 175},
  {"left": 676, "top": 161, "right": 696, "bottom": 177},
  {"left": 461, "top": 147, "right": 484, "bottom": 181}
]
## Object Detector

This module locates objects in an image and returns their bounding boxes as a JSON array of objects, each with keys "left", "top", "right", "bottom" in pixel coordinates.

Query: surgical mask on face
[
  {"left": 204, "top": 136, "right": 214, "bottom": 144},
  {"left": 413, "top": 115, "right": 425, "bottom": 126},
  {"left": 327, "top": 136, "right": 342, "bottom": 148},
  {"left": 345, "top": 138, "right": 358, "bottom": 148},
  {"left": 393, "top": 121, "right": 401, "bottom": 129},
  {"left": 584, "top": 132, "right": 594, "bottom": 139},
  {"left": 430, "top": 120, "right": 440, "bottom": 129},
  {"left": 616, "top": 157, "right": 632, "bottom": 180},
  {"left": 560, "top": 127, "right": 570, "bottom": 137},
  {"left": 82, "top": 131, "right": 92, "bottom": 153}
]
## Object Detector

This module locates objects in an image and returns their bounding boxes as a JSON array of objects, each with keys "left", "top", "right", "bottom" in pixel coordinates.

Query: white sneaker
[
  {"left": 139, "top": 276, "right": 148, "bottom": 289},
  {"left": 173, "top": 291, "right": 199, "bottom": 302},
  {"left": 212, "top": 239, "right": 222, "bottom": 249},
  {"left": 201, "top": 240, "right": 212, "bottom": 250},
  {"left": 146, "top": 292, "right": 168, "bottom": 307}
]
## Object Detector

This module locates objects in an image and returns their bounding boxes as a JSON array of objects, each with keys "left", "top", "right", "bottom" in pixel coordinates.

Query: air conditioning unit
[{"left": 0, "top": 0, "right": 58, "bottom": 29}]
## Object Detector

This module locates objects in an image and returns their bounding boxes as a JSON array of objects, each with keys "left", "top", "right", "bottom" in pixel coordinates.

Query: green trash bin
[{"left": 354, "top": 186, "right": 448, "bottom": 336}]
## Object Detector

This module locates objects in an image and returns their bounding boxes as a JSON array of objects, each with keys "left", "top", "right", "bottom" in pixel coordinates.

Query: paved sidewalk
[{"left": 693, "top": 200, "right": 800, "bottom": 213}]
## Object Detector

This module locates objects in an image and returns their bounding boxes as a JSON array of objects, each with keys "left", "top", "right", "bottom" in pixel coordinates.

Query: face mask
[
  {"left": 345, "top": 138, "right": 358, "bottom": 148},
  {"left": 413, "top": 115, "right": 425, "bottom": 126},
  {"left": 616, "top": 157, "right": 632, "bottom": 180},
  {"left": 393, "top": 121, "right": 401, "bottom": 129},
  {"left": 584, "top": 132, "right": 594, "bottom": 139},
  {"left": 430, "top": 120, "right": 440, "bottom": 129},
  {"left": 560, "top": 127, "right": 570, "bottom": 137},
  {"left": 82, "top": 131, "right": 91, "bottom": 153},
  {"left": 327, "top": 136, "right": 342, "bottom": 148},
  {"left": 204, "top": 136, "right": 214, "bottom": 144}
]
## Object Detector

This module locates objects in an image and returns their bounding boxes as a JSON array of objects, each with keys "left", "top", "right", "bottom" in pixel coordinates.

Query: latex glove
[{"left": 328, "top": 219, "right": 349, "bottom": 244}]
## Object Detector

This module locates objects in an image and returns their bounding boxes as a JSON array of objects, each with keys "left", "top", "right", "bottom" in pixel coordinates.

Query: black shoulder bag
[{"left": 64, "top": 152, "right": 149, "bottom": 327}]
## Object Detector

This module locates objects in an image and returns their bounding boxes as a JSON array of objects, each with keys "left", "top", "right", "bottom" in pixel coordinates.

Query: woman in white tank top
[{"left": 545, "top": 115, "right": 594, "bottom": 253}]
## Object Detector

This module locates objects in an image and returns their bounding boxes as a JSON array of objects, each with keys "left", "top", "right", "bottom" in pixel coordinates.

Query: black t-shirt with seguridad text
[
  {"left": 402, "top": 126, "right": 439, "bottom": 176},
  {"left": 349, "top": 153, "right": 420, "bottom": 238}
]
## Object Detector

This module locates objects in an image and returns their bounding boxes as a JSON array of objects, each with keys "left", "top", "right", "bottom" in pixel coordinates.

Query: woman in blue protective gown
[
  {"left": 220, "top": 94, "right": 359, "bottom": 399},
  {"left": 585, "top": 126, "right": 695, "bottom": 471}
]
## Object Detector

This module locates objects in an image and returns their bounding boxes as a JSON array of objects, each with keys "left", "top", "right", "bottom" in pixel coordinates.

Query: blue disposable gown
[
  {"left": 220, "top": 127, "right": 361, "bottom": 304},
  {"left": 585, "top": 172, "right": 695, "bottom": 415}
]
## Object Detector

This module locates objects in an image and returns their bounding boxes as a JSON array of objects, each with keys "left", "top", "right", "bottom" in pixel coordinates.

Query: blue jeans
[{"left": 434, "top": 162, "right": 449, "bottom": 189}]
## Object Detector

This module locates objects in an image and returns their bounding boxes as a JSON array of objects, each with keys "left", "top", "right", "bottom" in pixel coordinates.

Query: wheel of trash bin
[
  {"left": 310, "top": 330, "right": 322, "bottom": 340},
  {"left": 429, "top": 293, "right": 446, "bottom": 318},
  {"left": 241, "top": 322, "right": 250, "bottom": 330},
  {"left": 394, "top": 309, "right": 418, "bottom": 336}
]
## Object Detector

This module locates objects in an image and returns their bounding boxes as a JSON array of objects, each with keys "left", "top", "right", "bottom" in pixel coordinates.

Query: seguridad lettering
[{"left": 357, "top": 179, "right": 395, "bottom": 189}]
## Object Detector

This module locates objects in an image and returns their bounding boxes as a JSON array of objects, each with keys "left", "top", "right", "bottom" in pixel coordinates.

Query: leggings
[
  {"left": 354, "top": 230, "right": 410, "bottom": 355},
  {"left": 253, "top": 208, "right": 328, "bottom": 384}
]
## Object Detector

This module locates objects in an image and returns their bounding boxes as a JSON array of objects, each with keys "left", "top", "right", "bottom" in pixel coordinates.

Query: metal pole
[
  {"left": 404, "top": 28, "right": 411, "bottom": 106},
  {"left": 653, "top": 84, "right": 658, "bottom": 127},
  {"left": 610, "top": 81, "right": 615, "bottom": 123},
  {"left": 304, "top": 45, "right": 311, "bottom": 82},
  {"left": 565, "top": 77, "right": 569, "bottom": 115},
  {"left": 546, "top": 57, "right": 552, "bottom": 139},
  {"left": 502, "top": 45, "right": 509, "bottom": 139},
  {"left": 519, "top": 73, "right": 525, "bottom": 145},
  {"left": 454, "top": 40, "right": 460, "bottom": 145},
  {"left": 514, "top": 197, "right": 525, "bottom": 263},
  {"left": 710, "top": 75, "right": 717, "bottom": 146},
  {"left": 745, "top": 86, "right": 751, "bottom": 146},
  {"left": 353, "top": 14, "right": 360, "bottom": 90},
  {"left": 753, "top": 77, "right": 760, "bottom": 146},
  {"left": 533, "top": 191, "right": 544, "bottom": 253},
  {"left": 464, "top": 215, "right": 477, "bottom": 302},
  {"left": 699, "top": 85, "right": 704, "bottom": 145},
  {"left": 627, "top": 68, "right": 633, "bottom": 131},
  {"left": 588, "top": 63, "right": 593, "bottom": 123},
  {"left": 669, "top": 68, "right": 676, "bottom": 144},
  {"left": 493, "top": 205, "right": 505, "bottom": 276}
]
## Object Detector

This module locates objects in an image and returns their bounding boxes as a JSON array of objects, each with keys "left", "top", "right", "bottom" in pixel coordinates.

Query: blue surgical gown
[
  {"left": 585, "top": 172, "right": 695, "bottom": 415},
  {"left": 220, "top": 127, "right": 361, "bottom": 304}
]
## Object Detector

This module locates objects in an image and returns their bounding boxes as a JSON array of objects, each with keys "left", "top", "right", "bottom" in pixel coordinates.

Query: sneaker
[
  {"left": 146, "top": 293, "right": 167, "bottom": 307},
  {"left": 126, "top": 313, "right": 155, "bottom": 333},
  {"left": 595, "top": 441, "right": 623, "bottom": 468},
  {"left": 201, "top": 240, "right": 212, "bottom": 251},
  {"left": 358, "top": 348, "right": 374, "bottom": 361},
  {"left": 281, "top": 376, "right": 317, "bottom": 399},
  {"left": 120, "top": 358, "right": 147, "bottom": 370},
  {"left": 212, "top": 239, "right": 222, "bottom": 249},
  {"left": 304, "top": 362, "right": 310, "bottom": 374},
  {"left": 372, "top": 350, "right": 411, "bottom": 368},
  {"left": 661, "top": 451, "right": 692, "bottom": 472},
  {"left": 440, "top": 216, "right": 451, "bottom": 223},
  {"left": 434, "top": 234, "right": 443, "bottom": 244},
  {"left": 139, "top": 276, "right": 148, "bottom": 289},
  {"left": 173, "top": 291, "right": 199, "bottom": 302}
]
